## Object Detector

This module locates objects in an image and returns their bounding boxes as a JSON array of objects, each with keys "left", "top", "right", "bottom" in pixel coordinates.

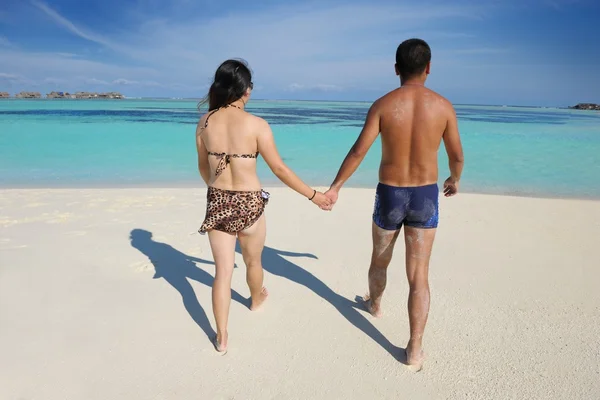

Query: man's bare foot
[
  {"left": 213, "top": 332, "right": 228, "bottom": 355},
  {"left": 250, "top": 287, "right": 268, "bottom": 311},
  {"left": 405, "top": 345, "right": 425, "bottom": 371},
  {"left": 362, "top": 294, "right": 383, "bottom": 318}
]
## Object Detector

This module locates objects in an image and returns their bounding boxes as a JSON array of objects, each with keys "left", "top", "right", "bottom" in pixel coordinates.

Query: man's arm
[
  {"left": 442, "top": 105, "right": 464, "bottom": 196},
  {"left": 328, "top": 103, "right": 381, "bottom": 194}
]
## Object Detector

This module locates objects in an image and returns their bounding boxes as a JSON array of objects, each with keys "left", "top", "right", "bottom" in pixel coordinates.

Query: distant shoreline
[
  {"left": 569, "top": 103, "right": 600, "bottom": 111},
  {"left": 0, "top": 97, "right": 580, "bottom": 109},
  {"left": 0, "top": 91, "right": 124, "bottom": 100},
  {"left": 1, "top": 96, "right": 599, "bottom": 109}
]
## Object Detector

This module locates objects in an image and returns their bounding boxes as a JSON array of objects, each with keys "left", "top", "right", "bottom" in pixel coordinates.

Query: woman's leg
[
  {"left": 237, "top": 215, "right": 268, "bottom": 310},
  {"left": 207, "top": 229, "right": 237, "bottom": 351}
]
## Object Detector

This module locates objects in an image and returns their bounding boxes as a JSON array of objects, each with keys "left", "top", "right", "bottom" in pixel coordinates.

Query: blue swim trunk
[{"left": 373, "top": 183, "right": 439, "bottom": 230}]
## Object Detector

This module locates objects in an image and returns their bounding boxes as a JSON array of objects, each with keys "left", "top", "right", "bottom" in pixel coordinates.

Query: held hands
[
  {"left": 311, "top": 191, "right": 333, "bottom": 211},
  {"left": 308, "top": 187, "right": 339, "bottom": 211},
  {"left": 324, "top": 188, "right": 338, "bottom": 206},
  {"left": 312, "top": 187, "right": 339, "bottom": 211},
  {"left": 443, "top": 177, "right": 459, "bottom": 197}
]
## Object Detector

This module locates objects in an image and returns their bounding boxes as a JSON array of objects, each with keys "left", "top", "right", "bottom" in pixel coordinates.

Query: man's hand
[
  {"left": 325, "top": 188, "right": 339, "bottom": 208},
  {"left": 311, "top": 191, "right": 333, "bottom": 211},
  {"left": 443, "top": 177, "right": 459, "bottom": 197}
]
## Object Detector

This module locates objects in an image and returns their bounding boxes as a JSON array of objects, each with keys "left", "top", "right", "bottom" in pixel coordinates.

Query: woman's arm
[
  {"left": 256, "top": 119, "right": 330, "bottom": 209},
  {"left": 196, "top": 126, "right": 210, "bottom": 185}
]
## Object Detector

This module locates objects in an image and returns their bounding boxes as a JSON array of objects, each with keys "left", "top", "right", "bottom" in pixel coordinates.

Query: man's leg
[
  {"left": 403, "top": 226, "right": 436, "bottom": 368},
  {"left": 364, "top": 222, "right": 401, "bottom": 317}
]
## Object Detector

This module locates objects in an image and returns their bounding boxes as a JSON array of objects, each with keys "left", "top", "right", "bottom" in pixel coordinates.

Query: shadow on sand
[
  {"left": 248, "top": 244, "right": 404, "bottom": 361},
  {"left": 129, "top": 229, "right": 247, "bottom": 341},
  {"left": 129, "top": 228, "right": 403, "bottom": 360}
]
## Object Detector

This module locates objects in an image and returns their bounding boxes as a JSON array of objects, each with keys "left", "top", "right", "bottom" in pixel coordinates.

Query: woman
[{"left": 196, "top": 59, "right": 331, "bottom": 354}]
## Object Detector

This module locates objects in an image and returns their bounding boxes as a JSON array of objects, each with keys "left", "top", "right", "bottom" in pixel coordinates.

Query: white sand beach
[{"left": 1, "top": 188, "right": 599, "bottom": 399}]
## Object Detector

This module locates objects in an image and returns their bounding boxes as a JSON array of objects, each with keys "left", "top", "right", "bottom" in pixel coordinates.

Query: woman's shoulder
[
  {"left": 245, "top": 113, "right": 270, "bottom": 130},
  {"left": 196, "top": 109, "right": 219, "bottom": 133},
  {"left": 196, "top": 113, "right": 209, "bottom": 135},
  {"left": 198, "top": 112, "right": 208, "bottom": 123}
]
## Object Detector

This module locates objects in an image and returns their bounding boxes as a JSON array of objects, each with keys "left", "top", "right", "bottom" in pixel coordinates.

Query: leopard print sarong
[{"left": 199, "top": 187, "right": 269, "bottom": 234}]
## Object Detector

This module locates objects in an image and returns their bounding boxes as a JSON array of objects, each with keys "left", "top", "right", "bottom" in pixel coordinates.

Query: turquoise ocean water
[{"left": 1, "top": 99, "right": 600, "bottom": 199}]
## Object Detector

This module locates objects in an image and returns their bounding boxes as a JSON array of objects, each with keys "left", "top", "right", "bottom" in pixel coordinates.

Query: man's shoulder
[
  {"left": 372, "top": 87, "right": 454, "bottom": 114},
  {"left": 425, "top": 88, "right": 453, "bottom": 109},
  {"left": 377, "top": 88, "right": 402, "bottom": 103},
  {"left": 370, "top": 90, "right": 401, "bottom": 112}
]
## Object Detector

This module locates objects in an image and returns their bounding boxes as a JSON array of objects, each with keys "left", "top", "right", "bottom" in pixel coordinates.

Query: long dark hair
[{"left": 199, "top": 59, "right": 253, "bottom": 111}]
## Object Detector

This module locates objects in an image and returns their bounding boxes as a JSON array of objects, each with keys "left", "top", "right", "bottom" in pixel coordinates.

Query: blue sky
[{"left": 0, "top": 0, "right": 598, "bottom": 106}]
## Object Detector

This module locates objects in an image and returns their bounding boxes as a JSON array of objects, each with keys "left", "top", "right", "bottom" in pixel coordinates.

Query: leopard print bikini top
[{"left": 201, "top": 104, "right": 259, "bottom": 177}]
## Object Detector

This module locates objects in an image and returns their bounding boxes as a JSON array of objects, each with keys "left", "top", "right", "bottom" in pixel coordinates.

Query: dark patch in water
[
  {"left": 1, "top": 105, "right": 596, "bottom": 126},
  {"left": 344, "top": 124, "right": 365, "bottom": 128}
]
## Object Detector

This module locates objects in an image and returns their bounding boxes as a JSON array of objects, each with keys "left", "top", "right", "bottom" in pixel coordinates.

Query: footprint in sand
[
  {"left": 64, "top": 230, "right": 88, "bottom": 237},
  {"left": 2, "top": 244, "right": 28, "bottom": 250},
  {"left": 186, "top": 246, "right": 205, "bottom": 255},
  {"left": 0, "top": 239, "right": 28, "bottom": 250},
  {"left": 0, "top": 218, "right": 21, "bottom": 227},
  {"left": 24, "top": 202, "right": 48, "bottom": 208},
  {"left": 45, "top": 212, "right": 73, "bottom": 224},
  {"left": 130, "top": 260, "right": 153, "bottom": 272}
]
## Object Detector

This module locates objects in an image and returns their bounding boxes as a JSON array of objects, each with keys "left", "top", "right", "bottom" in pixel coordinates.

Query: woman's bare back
[{"left": 197, "top": 106, "right": 263, "bottom": 191}]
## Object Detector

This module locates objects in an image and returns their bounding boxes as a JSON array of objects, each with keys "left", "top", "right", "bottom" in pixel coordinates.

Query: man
[{"left": 325, "top": 38, "right": 464, "bottom": 370}]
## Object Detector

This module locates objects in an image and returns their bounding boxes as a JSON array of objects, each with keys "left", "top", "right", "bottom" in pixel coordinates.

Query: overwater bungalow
[{"left": 15, "top": 91, "right": 41, "bottom": 99}]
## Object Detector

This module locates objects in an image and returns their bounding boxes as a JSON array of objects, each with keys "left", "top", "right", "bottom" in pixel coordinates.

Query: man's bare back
[
  {"left": 325, "top": 83, "right": 463, "bottom": 199},
  {"left": 376, "top": 85, "right": 457, "bottom": 188}
]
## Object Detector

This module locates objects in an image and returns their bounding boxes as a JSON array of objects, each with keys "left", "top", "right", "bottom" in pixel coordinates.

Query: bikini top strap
[{"left": 202, "top": 108, "right": 219, "bottom": 130}]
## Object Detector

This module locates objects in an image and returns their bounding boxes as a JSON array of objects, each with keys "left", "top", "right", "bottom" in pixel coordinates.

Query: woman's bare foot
[
  {"left": 362, "top": 294, "right": 383, "bottom": 318},
  {"left": 405, "top": 344, "right": 425, "bottom": 371},
  {"left": 250, "top": 287, "right": 268, "bottom": 311},
  {"left": 213, "top": 332, "right": 228, "bottom": 355}
]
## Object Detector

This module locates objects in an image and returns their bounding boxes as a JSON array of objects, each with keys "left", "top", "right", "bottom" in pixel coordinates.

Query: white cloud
[
  {"left": 112, "top": 78, "right": 139, "bottom": 85},
  {"left": 31, "top": 0, "right": 123, "bottom": 52},
  {"left": 314, "top": 84, "right": 343, "bottom": 92},
  {"left": 54, "top": 52, "right": 78, "bottom": 58},
  {"left": 5, "top": 0, "right": 574, "bottom": 102},
  {"left": 22, "top": 0, "right": 485, "bottom": 92},
  {"left": 542, "top": 0, "right": 582, "bottom": 9},
  {"left": 0, "top": 49, "right": 158, "bottom": 81},
  {"left": 44, "top": 77, "right": 67, "bottom": 85},
  {"left": 452, "top": 48, "right": 511, "bottom": 55},
  {"left": 0, "top": 36, "right": 14, "bottom": 47},
  {"left": 0, "top": 72, "right": 20, "bottom": 80},
  {"left": 425, "top": 32, "right": 476, "bottom": 39},
  {"left": 112, "top": 79, "right": 167, "bottom": 87},
  {"left": 83, "top": 77, "right": 109, "bottom": 85},
  {"left": 288, "top": 83, "right": 344, "bottom": 92},
  {"left": 0, "top": 72, "right": 36, "bottom": 86}
]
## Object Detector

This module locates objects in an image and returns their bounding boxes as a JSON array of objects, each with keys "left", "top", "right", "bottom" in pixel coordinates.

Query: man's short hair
[{"left": 396, "top": 39, "right": 431, "bottom": 78}]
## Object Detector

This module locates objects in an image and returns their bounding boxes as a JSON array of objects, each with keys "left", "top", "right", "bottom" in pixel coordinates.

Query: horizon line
[{"left": 1, "top": 96, "right": 593, "bottom": 109}]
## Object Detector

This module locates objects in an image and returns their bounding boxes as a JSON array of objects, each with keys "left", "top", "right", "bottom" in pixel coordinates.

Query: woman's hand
[{"left": 311, "top": 191, "right": 332, "bottom": 210}]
